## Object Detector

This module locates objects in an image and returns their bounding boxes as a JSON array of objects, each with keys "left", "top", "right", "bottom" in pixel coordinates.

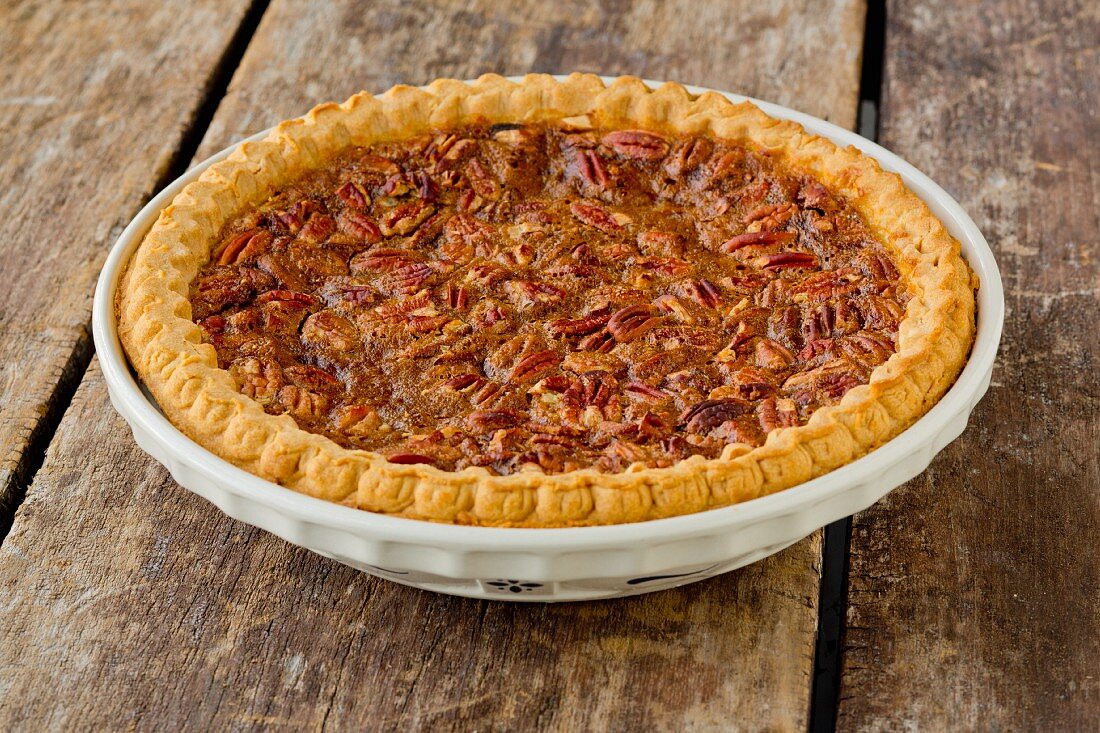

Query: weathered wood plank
[
  {"left": 1, "top": 1, "right": 867, "bottom": 730},
  {"left": 0, "top": 365, "right": 825, "bottom": 732},
  {"left": 197, "top": 0, "right": 865, "bottom": 158},
  {"left": 839, "top": 1, "right": 1100, "bottom": 729},
  {"left": 0, "top": 0, "right": 257, "bottom": 529}
]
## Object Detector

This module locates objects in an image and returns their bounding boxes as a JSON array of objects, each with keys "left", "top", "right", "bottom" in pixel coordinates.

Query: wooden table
[{"left": 1, "top": 1, "right": 1096, "bottom": 729}]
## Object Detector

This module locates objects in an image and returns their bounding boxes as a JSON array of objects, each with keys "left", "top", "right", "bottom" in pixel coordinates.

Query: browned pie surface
[{"left": 191, "top": 123, "right": 907, "bottom": 474}]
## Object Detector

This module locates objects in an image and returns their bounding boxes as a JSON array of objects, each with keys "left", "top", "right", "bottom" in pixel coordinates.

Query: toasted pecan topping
[{"left": 192, "top": 123, "right": 907, "bottom": 474}]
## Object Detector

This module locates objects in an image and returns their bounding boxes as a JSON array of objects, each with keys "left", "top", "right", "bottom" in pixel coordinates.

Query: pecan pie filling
[{"left": 191, "top": 123, "right": 908, "bottom": 475}]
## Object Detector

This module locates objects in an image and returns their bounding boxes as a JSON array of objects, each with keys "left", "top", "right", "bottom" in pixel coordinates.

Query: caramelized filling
[{"left": 191, "top": 123, "right": 907, "bottom": 474}]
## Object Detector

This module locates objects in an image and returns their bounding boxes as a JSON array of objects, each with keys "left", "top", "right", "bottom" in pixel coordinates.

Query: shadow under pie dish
[{"left": 118, "top": 73, "right": 976, "bottom": 528}]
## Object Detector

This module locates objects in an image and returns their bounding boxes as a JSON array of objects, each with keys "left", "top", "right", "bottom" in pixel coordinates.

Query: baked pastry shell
[{"left": 115, "top": 74, "right": 979, "bottom": 527}]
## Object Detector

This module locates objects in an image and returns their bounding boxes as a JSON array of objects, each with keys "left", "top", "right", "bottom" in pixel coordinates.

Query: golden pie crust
[{"left": 118, "top": 74, "right": 976, "bottom": 527}]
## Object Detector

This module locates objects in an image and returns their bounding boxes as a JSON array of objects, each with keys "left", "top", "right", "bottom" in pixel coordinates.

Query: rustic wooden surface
[
  {"left": 197, "top": 0, "right": 866, "bottom": 162},
  {"left": 0, "top": 365, "right": 822, "bottom": 732},
  {"left": 0, "top": 0, "right": 257, "bottom": 532},
  {"left": 0, "top": 0, "right": 869, "bottom": 730},
  {"left": 838, "top": 0, "right": 1100, "bottom": 730}
]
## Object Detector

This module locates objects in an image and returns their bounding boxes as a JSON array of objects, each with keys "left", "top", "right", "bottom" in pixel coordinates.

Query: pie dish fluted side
[{"left": 93, "top": 77, "right": 1002, "bottom": 600}]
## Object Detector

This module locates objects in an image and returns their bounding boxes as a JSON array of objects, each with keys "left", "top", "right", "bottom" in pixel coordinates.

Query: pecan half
[
  {"left": 384, "top": 261, "right": 435, "bottom": 294},
  {"left": 446, "top": 283, "right": 469, "bottom": 310},
  {"left": 680, "top": 398, "right": 750, "bottom": 434},
  {"left": 444, "top": 213, "right": 495, "bottom": 256},
  {"left": 358, "top": 153, "right": 401, "bottom": 175},
  {"left": 820, "top": 371, "right": 862, "bottom": 400},
  {"left": 467, "top": 410, "right": 522, "bottom": 432},
  {"left": 336, "top": 181, "right": 370, "bottom": 209},
  {"left": 637, "top": 412, "right": 667, "bottom": 440},
  {"left": 666, "top": 137, "right": 712, "bottom": 177},
  {"left": 757, "top": 396, "right": 799, "bottom": 434},
  {"left": 720, "top": 231, "right": 798, "bottom": 253},
  {"left": 607, "top": 304, "right": 663, "bottom": 342},
  {"left": 300, "top": 311, "right": 358, "bottom": 352},
  {"left": 840, "top": 332, "right": 894, "bottom": 370},
  {"left": 284, "top": 364, "right": 341, "bottom": 393},
  {"left": 757, "top": 279, "right": 788, "bottom": 307},
  {"left": 624, "top": 381, "right": 669, "bottom": 402},
  {"left": 299, "top": 213, "right": 335, "bottom": 242},
  {"left": 473, "top": 380, "right": 503, "bottom": 406},
  {"left": 505, "top": 280, "right": 566, "bottom": 308},
  {"left": 549, "top": 311, "right": 611, "bottom": 336},
  {"left": 406, "top": 313, "right": 451, "bottom": 334},
  {"left": 743, "top": 202, "right": 798, "bottom": 231},
  {"left": 217, "top": 229, "right": 273, "bottom": 265},
  {"left": 256, "top": 254, "right": 308, "bottom": 292},
  {"left": 465, "top": 158, "right": 500, "bottom": 199},
  {"left": 435, "top": 137, "right": 478, "bottom": 170},
  {"left": 722, "top": 366, "right": 778, "bottom": 400},
  {"left": 335, "top": 404, "right": 382, "bottom": 435},
  {"left": 653, "top": 294, "right": 695, "bottom": 324},
  {"left": 858, "top": 295, "right": 905, "bottom": 331},
  {"left": 688, "top": 279, "right": 722, "bottom": 308},
  {"left": 576, "top": 149, "right": 609, "bottom": 186},
  {"left": 456, "top": 188, "right": 483, "bottom": 213},
  {"left": 380, "top": 200, "right": 435, "bottom": 236},
  {"left": 802, "top": 303, "right": 836, "bottom": 342},
  {"left": 754, "top": 338, "right": 795, "bottom": 369},
  {"left": 479, "top": 304, "right": 508, "bottom": 327},
  {"left": 861, "top": 250, "right": 900, "bottom": 280},
  {"left": 565, "top": 371, "right": 615, "bottom": 409},
  {"left": 277, "top": 385, "right": 329, "bottom": 421},
  {"left": 560, "top": 351, "right": 624, "bottom": 374},
  {"left": 337, "top": 210, "right": 383, "bottom": 243},
  {"left": 603, "top": 439, "right": 648, "bottom": 467},
  {"left": 254, "top": 290, "right": 318, "bottom": 308},
  {"left": 442, "top": 373, "right": 482, "bottom": 391},
  {"left": 230, "top": 357, "right": 283, "bottom": 402},
  {"left": 570, "top": 200, "right": 621, "bottom": 232},
  {"left": 799, "top": 338, "right": 833, "bottom": 361},
  {"left": 508, "top": 350, "right": 560, "bottom": 384},
  {"left": 535, "top": 375, "right": 571, "bottom": 392},
  {"left": 633, "top": 346, "right": 699, "bottom": 383},
  {"left": 272, "top": 201, "right": 313, "bottom": 233},
  {"left": 350, "top": 248, "right": 420, "bottom": 273},
  {"left": 709, "top": 150, "right": 747, "bottom": 182},
  {"left": 425, "top": 133, "right": 458, "bottom": 162},
  {"left": 414, "top": 170, "right": 439, "bottom": 201},
  {"left": 374, "top": 290, "right": 431, "bottom": 320},
  {"left": 602, "top": 130, "right": 669, "bottom": 160},
  {"left": 639, "top": 257, "right": 692, "bottom": 277},
  {"left": 792, "top": 269, "right": 861, "bottom": 302}
]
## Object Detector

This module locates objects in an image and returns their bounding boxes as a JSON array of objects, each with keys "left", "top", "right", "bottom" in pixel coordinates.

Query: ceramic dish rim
[{"left": 91, "top": 76, "right": 1004, "bottom": 553}]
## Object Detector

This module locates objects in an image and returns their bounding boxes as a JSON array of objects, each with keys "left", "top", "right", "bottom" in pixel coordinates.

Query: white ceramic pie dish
[{"left": 92, "top": 77, "right": 1003, "bottom": 601}]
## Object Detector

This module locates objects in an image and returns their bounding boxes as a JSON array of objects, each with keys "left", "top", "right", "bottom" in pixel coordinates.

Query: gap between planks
[
  {"left": 808, "top": 1, "right": 885, "bottom": 731},
  {"left": 0, "top": 0, "right": 272, "bottom": 547}
]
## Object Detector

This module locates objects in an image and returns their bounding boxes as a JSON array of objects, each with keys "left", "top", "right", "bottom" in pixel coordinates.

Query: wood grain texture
[
  {"left": 0, "top": 366, "right": 822, "bottom": 732},
  {"left": 1, "top": 1, "right": 867, "bottom": 730},
  {"left": 0, "top": 0, "right": 256, "bottom": 525},
  {"left": 196, "top": 0, "right": 866, "bottom": 159},
  {"left": 839, "top": 1, "right": 1100, "bottom": 730}
]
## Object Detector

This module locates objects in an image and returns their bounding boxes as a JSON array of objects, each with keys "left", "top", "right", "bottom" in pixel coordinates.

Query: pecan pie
[{"left": 119, "top": 75, "right": 976, "bottom": 526}]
